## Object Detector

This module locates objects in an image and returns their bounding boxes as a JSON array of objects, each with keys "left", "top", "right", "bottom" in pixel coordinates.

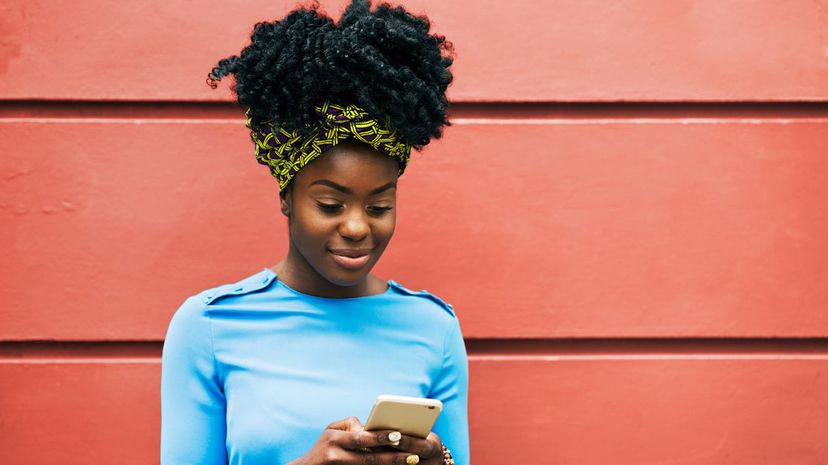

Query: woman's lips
[{"left": 328, "top": 249, "right": 372, "bottom": 270}]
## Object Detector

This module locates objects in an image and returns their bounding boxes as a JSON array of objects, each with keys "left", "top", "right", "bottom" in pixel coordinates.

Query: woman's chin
[
  {"left": 320, "top": 251, "right": 380, "bottom": 286},
  {"left": 322, "top": 268, "right": 373, "bottom": 288}
]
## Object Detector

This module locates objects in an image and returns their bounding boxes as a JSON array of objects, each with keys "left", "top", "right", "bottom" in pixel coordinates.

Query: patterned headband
[{"left": 245, "top": 100, "right": 412, "bottom": 191}]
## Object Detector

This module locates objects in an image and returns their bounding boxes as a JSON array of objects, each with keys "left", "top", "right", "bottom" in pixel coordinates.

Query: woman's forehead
[{"left": 294, "top": 142, "right": 400, "bottom": 192}]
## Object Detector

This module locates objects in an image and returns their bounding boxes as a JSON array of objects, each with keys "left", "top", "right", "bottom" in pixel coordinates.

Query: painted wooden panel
[
  {"left": 2, "top": 357, "right": 826, "bottom": 464},
  {"left": 0, "top": 362, "right": 160, "bottom": 465},
  {"left": 2, "top": 118, "right": 827, "bottom": 339},
  {"left": 2, "top": 0, "right": 827, "bottom": 101},
  {"left": 468, "top": 357, "right": 828, "bottom": 464}
]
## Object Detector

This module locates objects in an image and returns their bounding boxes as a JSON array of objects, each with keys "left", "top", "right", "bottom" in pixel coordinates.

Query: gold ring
[{"left": 406, "top": 455, "right": 420, "bottom": 465}]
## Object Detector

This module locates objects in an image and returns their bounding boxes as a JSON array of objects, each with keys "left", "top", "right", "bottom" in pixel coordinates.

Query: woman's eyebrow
[
  {"left": 309, "top": 179, "right": 397, "bottom": 195},
  {"left": 368, "top": 181, "right": 397, "bottom": 195}
]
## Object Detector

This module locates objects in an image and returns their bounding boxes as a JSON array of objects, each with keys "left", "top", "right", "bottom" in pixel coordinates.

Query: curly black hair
[{"left": 208, "top": 0, "right": 454, "bottom": 149}]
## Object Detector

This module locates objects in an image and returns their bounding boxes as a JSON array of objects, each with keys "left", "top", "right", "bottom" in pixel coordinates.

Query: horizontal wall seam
[
  {"left": 4, "top": 117, "right": 828, "bottom": 125},
  {"left": 2, "top": 101, "right": 828, "bottom": 120},
  {"left": 4, "top": 355, "right": 828, "bottom": 364},
  {"left": 3, "top": 338, "right": 828, "bottom": 361}
]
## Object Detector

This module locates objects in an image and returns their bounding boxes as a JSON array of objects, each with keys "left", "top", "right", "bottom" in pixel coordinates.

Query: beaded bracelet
[{"left": 441, "top": 443, "right": 455, "bottom": 465}]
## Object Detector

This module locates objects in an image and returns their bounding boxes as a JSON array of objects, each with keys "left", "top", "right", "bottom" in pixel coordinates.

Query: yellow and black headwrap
[{"left": 245, "top": 100, "right": 412, "bottom": 191}]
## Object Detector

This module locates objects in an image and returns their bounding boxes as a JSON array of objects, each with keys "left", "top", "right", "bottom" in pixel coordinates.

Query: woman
[{"left": 160, "top": 1, "right": 468, "bottom": 464}]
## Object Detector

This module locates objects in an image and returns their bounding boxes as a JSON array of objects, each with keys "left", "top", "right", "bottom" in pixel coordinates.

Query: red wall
[{"left": 2, "top": 0, "right": 828, "bottom": 463}]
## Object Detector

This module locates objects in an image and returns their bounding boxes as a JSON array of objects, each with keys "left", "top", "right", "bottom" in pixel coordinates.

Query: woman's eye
[
  {"left": 367, "top": 206, "right": 393, "bottom": 215},
  {"left": 316, "top": 202, "right": 342, "bottom": 213}
]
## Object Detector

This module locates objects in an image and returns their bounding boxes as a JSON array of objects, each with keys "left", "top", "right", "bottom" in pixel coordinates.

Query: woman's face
[{"left": 280, "top": 140, "right": 400, "bottom": 289}]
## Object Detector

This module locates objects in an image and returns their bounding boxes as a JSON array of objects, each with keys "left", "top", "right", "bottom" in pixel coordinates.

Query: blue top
[{"left": 161, "top": 267, "right": 469, "bottom": 465}]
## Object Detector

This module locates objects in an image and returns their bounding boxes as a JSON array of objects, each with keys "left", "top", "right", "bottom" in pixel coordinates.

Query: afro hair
[{"left": 207, "top": 0, "right": 454, "bottom": 149}]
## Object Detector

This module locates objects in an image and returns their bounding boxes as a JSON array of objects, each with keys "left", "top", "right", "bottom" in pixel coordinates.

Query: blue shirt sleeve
[
  {"left": 161, "top": 296, "right": 228, "bottom": 465},
  {"left": 428, "top": 318, "right": 470, "bottom": 465}
]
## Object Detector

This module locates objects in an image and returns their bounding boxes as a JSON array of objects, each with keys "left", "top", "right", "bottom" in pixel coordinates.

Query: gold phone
[{"left": 364, "top": 394, "right": 443, "bottom": 439}]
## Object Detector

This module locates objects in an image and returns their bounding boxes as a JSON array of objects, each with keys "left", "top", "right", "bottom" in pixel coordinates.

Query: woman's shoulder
[
  {"left": 198, "top": 267, "right": 277, "bottom": 305},
  {"left": 168, "top": 268, "right": 277, "bottom": 321},
  {"left": 387, "top": 279, "right": 457, "bottom": 320}
]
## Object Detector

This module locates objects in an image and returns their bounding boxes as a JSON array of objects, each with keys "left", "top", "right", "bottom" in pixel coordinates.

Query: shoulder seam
[
  {"left": 202, "top": 269, "right": 277, "bottom": 305},
  {"left": 388, "top": 280, "right": 456, "bottom": 318}
]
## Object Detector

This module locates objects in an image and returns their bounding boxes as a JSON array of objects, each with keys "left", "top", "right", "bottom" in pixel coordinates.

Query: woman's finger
[
  {"left": 364, "top": 450, "right": 423, "bottom": 465},
  {"left": 388, "top": 432, "right": 440, "bottom": 458},
  {"left": 326, "top": 416, "right": 365, "bottom": 432},
  {"left": 335, "top": 429, "right": 404, "bottom": 451}
]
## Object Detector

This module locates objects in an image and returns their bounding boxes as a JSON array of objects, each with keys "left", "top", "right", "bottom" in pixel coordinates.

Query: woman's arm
[
  {"left": 428, "top": 318, "right": 470, "bottom": 464},
  {"left": 161, "top": 296, "right": 228, "bottom": 465}
]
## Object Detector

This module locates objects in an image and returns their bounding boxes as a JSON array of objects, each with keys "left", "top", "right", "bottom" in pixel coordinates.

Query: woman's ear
[{"left": 279, "top": 188, "right": 291, "bottom": 217}]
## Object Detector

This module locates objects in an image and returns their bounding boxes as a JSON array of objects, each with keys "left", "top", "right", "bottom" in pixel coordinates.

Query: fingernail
[
  {"left": 406, "top": 455, "right": 420, "bottom": 465},
  {"left": 388, "top": 431, "right": 402, "bottom": 442},
  {"left": 391, "top": 440, "right": 400, "bottom": 447}
]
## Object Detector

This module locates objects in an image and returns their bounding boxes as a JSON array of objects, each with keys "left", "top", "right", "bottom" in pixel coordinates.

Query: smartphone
[{"left": 364, "top": 394, "right": 443, "bottom": 439}]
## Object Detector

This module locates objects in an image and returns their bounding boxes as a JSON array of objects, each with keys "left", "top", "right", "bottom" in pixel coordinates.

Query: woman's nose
[{"left": 338, "top": 208, "right": 369, "bottom": 241}]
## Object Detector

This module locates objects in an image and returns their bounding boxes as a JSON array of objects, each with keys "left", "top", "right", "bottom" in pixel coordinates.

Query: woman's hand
[{"left": 288, "top": 416, "right": 440, "bottom": 465}]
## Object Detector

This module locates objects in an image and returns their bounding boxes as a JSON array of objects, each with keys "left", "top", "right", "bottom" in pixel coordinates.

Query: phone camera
[{"left": 427, "top": 406, "right": 435, "bottom": 409}]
